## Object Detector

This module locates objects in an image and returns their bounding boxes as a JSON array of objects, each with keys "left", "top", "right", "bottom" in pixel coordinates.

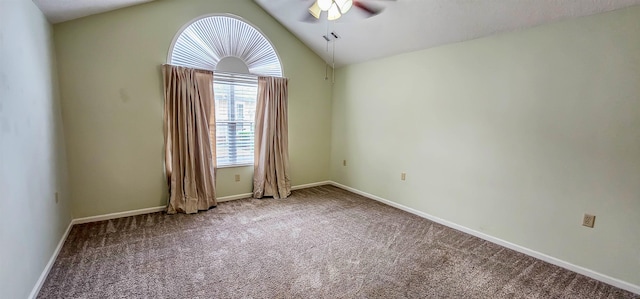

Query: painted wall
[
  {"left": 331, "top": 7, "right": 640, "bottom": 287},
  {"left": 0, "top": 1, "right": 72, "bottom": 298},
  {"left": 54, "top": 0, "right": 333, "bottom": 218}
]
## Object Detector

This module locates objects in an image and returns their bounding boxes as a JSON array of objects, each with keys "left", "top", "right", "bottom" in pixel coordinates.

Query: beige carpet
[{"left": 38, "top": 185, "right": 637, "bottom": 298}]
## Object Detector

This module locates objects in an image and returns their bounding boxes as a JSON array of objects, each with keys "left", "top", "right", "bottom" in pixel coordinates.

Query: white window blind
[
  {"left": 169, "top": 15, "right": 283, "bottom": 77},
  {"left": 214, "top": 72, "right": 258, "bottom": 167}
]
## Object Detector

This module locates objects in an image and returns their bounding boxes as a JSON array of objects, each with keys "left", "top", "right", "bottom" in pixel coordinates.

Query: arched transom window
[{"left": 168, "top": 14, "right": 282, "bottom": 77}]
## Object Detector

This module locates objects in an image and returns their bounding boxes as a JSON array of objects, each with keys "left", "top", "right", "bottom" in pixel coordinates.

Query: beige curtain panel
[
  {"left": 253, "top": 76, "right": 291, "bottom": 199},
  {"left": 163, "top": 64, "right": 217, "bottom": 214}
]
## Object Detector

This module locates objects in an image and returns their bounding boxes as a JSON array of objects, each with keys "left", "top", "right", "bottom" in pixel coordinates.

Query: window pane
[
  {"left": 215, "top": 122, "right": 254, "bottom": 166},
  {"left": 214, "top": 79, "right": 257, "bottom": 167},
  {"left": 214, "top": 83, "right": 231, "bottom": 122}
]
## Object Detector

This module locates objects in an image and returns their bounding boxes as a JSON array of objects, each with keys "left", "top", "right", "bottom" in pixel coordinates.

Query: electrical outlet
[
  {"left": 401, "top": 172, "right": 406, "bottom": 181},
  {"left": 55, "top": 192, "right": 59, "bottom": 204},
  {"left": 343, "top": 160, "right": 347, "bottom": 166},
  {"left": 234, "top": 174, "right": 240, "bottom": 182},
  {"left": 582, "top": 214, "right": 596, "bottom": 228}
]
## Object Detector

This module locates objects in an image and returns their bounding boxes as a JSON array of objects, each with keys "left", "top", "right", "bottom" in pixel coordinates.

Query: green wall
[
  {"left": 331, "top": 7, "right": 640, "bottom": 286},
  {"left": 0, "top": 1, "right": 72, "bottom": 298},
  {"left": 54, "top": 0, "right": 333, "bottom": 218}
]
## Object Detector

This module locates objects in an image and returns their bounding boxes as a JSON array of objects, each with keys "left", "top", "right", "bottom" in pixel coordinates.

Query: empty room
[{"left": 1, "top": 0, "right": 639, "bottom": 298}]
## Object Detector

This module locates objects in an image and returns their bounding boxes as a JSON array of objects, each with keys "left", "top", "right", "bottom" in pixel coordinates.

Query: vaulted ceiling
[
  {"left": 34, "top": 0, "right": 640, "bottom": 67},
  {"left": 254, "top": 0, "right": 640, "bottom": 66},
  {"left": 33, "top": 0, "right": 153, "bottom": 24}
]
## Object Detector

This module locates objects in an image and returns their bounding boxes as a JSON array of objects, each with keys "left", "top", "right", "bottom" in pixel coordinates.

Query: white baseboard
[
  {"left": 71, "top": 181, "right": 334, "bottom": 222},
  {"left": 72, "top": 206, "right": 166, "bottom": 225},
  {"left": 292, "top": 181, "right": 332, "bottom": 190},
  {"left": 216, "top": 181, "right": 332, "bottom": 202},
  {"left": 28, "top": 220, "right": 74, "bottom": 299},
  {"left": 217, "top": 193, "right": 253, "bottom": 202},
  {"left": 329, "top": 181, "right": 640, "bottom": 295}
]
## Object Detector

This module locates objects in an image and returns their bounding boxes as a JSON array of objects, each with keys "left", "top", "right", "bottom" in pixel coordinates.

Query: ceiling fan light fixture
[
  {"left": 335, "top": 0, "right": 352, "bottom": 14},
  {"left": 308, "top": 2, "right": 321, "bottom": 19},
  {"left": 327, "top": 2, "right": 342, "bottom": 20},
  {"left": 317, "top": 0, "right": 333, "bottom": 11}
]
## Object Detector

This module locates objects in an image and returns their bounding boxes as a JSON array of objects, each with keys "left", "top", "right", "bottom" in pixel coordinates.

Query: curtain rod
[
  {"left": 162, "top": 64, "right": 287, "bottom": 80},
  {"left": 162, "top": 64, "right": 213, "bottom": 75}
]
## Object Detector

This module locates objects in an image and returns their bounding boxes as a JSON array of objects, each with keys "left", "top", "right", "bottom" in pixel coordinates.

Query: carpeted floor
[{"left": 38, "top": 185, "right": 637, "bottom": 298}]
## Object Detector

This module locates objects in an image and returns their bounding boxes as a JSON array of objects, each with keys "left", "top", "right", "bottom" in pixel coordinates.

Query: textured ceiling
[
  {"left": 33, "top": 0, "right": 153, "bottom": 24},
  {"left": 33, "top": 0, "right": 640, "bottom": 66},
  {"left": 255, "top": 0, "right": 640, "bottom": 66}
]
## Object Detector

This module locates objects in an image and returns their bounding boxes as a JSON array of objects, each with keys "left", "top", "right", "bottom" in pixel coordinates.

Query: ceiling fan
[{"left": 304, "top": 0, "right": 395, "bottom": 22}]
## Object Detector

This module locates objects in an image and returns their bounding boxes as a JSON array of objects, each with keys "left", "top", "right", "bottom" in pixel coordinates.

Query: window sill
[{"left": 216, "top": 163, "right": 254, "bottom": 169}]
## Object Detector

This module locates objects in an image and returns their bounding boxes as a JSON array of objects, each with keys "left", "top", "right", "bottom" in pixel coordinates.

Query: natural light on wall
[{"left": 168, "top": 14, "right": 283, "bottom": 167}]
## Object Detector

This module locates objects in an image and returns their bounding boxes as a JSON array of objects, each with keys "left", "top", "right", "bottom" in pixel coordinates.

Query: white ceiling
[
  {"left": 255, "top": 0, "right": 640, "bottom": 67},
  {"left": 33, "top": 0, "right": 153, "bottom": 24},
  {"left": 33, "top": 0, "right": 640, "bottom": 66}
]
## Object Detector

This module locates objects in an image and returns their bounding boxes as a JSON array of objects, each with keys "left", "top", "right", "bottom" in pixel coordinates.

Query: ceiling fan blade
[
  {"left": 308, "top": 1, "right": 322, "bottom": 18},
  {"left": 353, "top": 1, "right": 383, "bottom": 17},
  {"left": 301, "top": 0, "right": 320, "bottom": 23}
]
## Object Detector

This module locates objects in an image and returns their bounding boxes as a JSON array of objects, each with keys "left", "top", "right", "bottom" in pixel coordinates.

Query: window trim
[{"left": 215, "top": 163, "right": 254, "bottom": 169}]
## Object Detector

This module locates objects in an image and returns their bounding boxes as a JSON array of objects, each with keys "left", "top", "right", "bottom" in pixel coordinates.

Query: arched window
[{"left": 168, "top": 15, "right": 283, "bottom": 167}]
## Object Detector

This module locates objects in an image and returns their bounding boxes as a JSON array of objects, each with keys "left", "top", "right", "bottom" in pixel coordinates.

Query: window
[
  {"left": 167, "top": 14, "right": 283, "bottom": 167},
  {"left": 237, "top": 103, "right": 244, "bottom": 119},
  {"left": 214, "top": 73, "right": 257, "bottom": 167}
]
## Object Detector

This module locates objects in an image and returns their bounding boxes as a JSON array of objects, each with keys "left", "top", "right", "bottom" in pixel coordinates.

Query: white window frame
[{"left": 213, "top": 72, "right": 258, "bottom": 168}]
